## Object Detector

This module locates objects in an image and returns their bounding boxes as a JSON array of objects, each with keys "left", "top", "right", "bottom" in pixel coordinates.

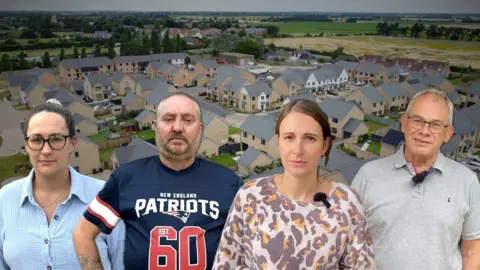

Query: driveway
[{"left": 0, "top": 101, "right": 30, "bottom": 157}]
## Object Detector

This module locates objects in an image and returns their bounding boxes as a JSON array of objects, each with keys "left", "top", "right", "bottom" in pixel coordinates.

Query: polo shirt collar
[
  {"left": 394, "top": 143, "right": 446, "bottom": 173},
  {"left": 20, "top": 166, "right": 88, "bottom": 207}
]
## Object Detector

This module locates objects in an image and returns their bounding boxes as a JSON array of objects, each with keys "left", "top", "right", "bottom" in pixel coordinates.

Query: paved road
[{"left": 0, "top": 101, "right": 30, "bottom": 157}]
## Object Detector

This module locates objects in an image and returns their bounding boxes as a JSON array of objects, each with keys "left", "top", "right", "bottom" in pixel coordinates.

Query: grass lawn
[
  {"left": 364, "top": 120, "right": 387, "bottom": 131},
  {"left": 228, "top": 126, "right": 241, "bottom": 135},
  {"left": 210, "top": 154, "right": 236, "bottom": 168},
  {"left": 88, "top": 130, "right": 108, "bottom": 144},
  {"left": 100, "top": 148, "right": 114, "bottom": 163},
  {"left": 367, "top": 141, "right": 382, "bottom": 155},
  {"left": 96, "top": 114, "right": 114, "bottom": 120},
  {"left": 0, "top": 154, "right": 31, "bottom": 182},
  {"left": 135, "top": 130, "right": 156, "bottom": 140},
  {"left": 7, "top": 47, "right": 77, "bottom": 58},
  {"left": 449, "top": 77, "right": 463, "bottom": 85},
  {"left": 474, "top": 151, "right": 480, "bottom": 156}
]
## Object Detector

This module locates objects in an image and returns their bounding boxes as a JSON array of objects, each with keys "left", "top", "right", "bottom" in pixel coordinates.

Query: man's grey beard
[{"left": 157, "top": 134, "right": 201, "bottom": 161}]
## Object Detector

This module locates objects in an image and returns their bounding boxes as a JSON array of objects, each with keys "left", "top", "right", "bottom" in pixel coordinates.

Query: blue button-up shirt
[{"left": 0, "top": 166, "right": 125, "bottom": 270}]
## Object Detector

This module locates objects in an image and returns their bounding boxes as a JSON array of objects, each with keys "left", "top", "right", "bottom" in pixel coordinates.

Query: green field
[
  {"left": 228, "top": 126, "right": 240, "bottom": 135},
  {"left": 0, "top": 154, "right": 31, "bottom": 182},
  {"left": 253, "top": 21, "right": 378, "bottom": 34},
  {"left": 365, "top": 120, "right": 387, "bottom": 131},
  {"left": 210, "top": 154, "right": 236, "bottom": 167},
  {"left": 135, "top": 130, "right": 156, "bottom": 140},
  {"left": 6, "top": 47, "right": 77, "bottom": 58}
]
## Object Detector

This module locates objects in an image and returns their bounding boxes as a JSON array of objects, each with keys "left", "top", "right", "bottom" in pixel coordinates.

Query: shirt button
[
  {"left": 47, "top": 266, "right": 52, "bottom": 270},
  {"left": 44, "top": 239, "right": 49, "bottom": 245},
  {"left": 54, "top": 215, "right": 59, "bottom": 220}
]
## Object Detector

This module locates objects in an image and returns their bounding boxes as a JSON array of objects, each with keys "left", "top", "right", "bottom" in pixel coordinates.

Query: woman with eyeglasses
[{"left": 0, "top": 99, "right": 125, "bottom": 269}]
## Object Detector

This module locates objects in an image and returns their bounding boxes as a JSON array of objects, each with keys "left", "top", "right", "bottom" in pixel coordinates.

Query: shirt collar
[
  {"left": 20, "top": 166, "right": 88, "bottom": 207},
  {"left": 394, "top": 143, "right": 446, "bottom": 173}
]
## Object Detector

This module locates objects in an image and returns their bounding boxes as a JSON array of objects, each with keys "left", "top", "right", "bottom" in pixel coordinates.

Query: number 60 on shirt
[{"left": 149, "top": 226, "right": 207, "bottom": 270}]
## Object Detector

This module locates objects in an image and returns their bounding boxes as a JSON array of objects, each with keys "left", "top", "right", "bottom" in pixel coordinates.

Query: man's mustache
[{"left": 168, "top": 134, "right": 187, "bottom": 142}]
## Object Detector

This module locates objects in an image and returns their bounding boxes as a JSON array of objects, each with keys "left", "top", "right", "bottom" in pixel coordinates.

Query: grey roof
[
  {"left": 113, "top": 55, "right": 152, "bottom": 64},
  {"left": 410, "top": 83, "right": 427, "bottom": 93},
  {"left": 70, "top": 81, "right": 84, "bottom": 91},
  {"left": 319, "top": 98, "right": 357, "bottom": 121},
  {"left": 465, "top": 82, "right": 480, "bottom": 96},
  {"left": 22, "top": 80, "right": 40, "bottom": 94},
  {"left": 43, "top": 88, "right": 85, "bottom": 106},
  {"left": 237, "top": 147, "right": 272, "bottom": 167},
  {"left": 316, "top": 64, "right": 346, "bottom": 78},
  {"left": 379, "top": 83, "right": 406, "bottom": 98},
  {"left": 383, "top": 67, "right": 403, "bottom": 76},
  {"left": 462, "top": 103, "right": 480, "bottom": 126},
  {"left": 334, "top": 60, "right": 359, "bottom": 70},
  {"left": 286, "top": 93, "right": 317, "bottom": 103},
  {"left": 279, "top": 72, "right": 306, "bottom": 86},
  {"left": 149, "top": 61, "right": 170, "bottom": 70},
  {"left": 138, "top": 78, "right": 168, "bottom": 90},
  {"left": 215, "top": 66, "right": 251, "bottom": 86},
  {"left": 453, "top": 110, "right": 479, "bottom": 136},
  {"left": 76, "top": 134, "right": 98, "bottom": 146},
  {"left": 224, "top": 77, "right": 250, "bottom": 93},
  {"left": 145, "top": 89, "right": 171, "bottom": 105},
  {"left": 448, "top": 92, "right": 460, "bottom": 103},
  {"left": 165, "top": 66, "right": 181, "bottom": 76},
  {"left": 110, "top": 72, "right": 125, "bottom": 83},
  {"left": 415, "top": 75, "right": 447, "bottom": 87},
  {"left": 61, "top": 57, "right": 113, "bottom": 69},
  {"left": 320, "top": 148, "right": 361, "bottom": 171},
  {"left": 122, "top": 92, "right": 141, "bottom": 105},
  {"left": 360, "top": 86, "right": 385, "bottom": 104},
  {"left": 7, "top": 74, "right": 38, "bottom": 89},
  {"left": 199, "top": 60, "right": 218, "bottom": 69},
  {"left": 356, "top": 62, "right": 383, "bottom": 74},
  {"left": 158, "top": 63, "right": 175, "bottom": 74},
  {"left": 441, "top": 135, "right": 461, "bottom": 154},
  {"left": 150, "top": 53, "right": 188, "bottom": 62},
  {"left": 135, "top": 109, "right": 155, "bottom": 121},
  {"left": 343, "top": 118, "right": 364, "bottom": 133},
  {"left": 113, "top": 138, "right": 158, "bottom": 165},
  {"left": 337, "top": 156, "right": 380, "bottom": 184},
  {"left": 240, "top": 115, "right": 275, "bottom": 141},
  {"left": 72, "top": 114, "right": 96, "bottom": 126},
  {"left": 243, "top": 82, "right": 272, "bottom": 96},
  {"left": 381, "top": 129, "right": 405, "bottom": 147},
  {"left": 201, "top": 109, "right": 220, "bottom": 127},
  {"left": 86, "top": 74, "right": 113, "bottom": 87},
  {"left": 129, "top": 74, "right": 149, "bottom": 81},
  {"left": 247, "top": 167, "right": 284, "bottom": 180}
]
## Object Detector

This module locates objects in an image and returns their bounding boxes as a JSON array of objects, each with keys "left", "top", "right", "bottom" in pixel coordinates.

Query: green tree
[
  {"left": 151, "top": 30, "right": 161, "bottom": 54},
  {"left": 162, "top": 28, "right": 173, "bottom": 53},
  {"left": 175, "top": 34, "right": 181, "bottom": 52},
  {"left": 59, "top": 48, "right": 65, "bottom": 61},
  {"left": 73, "top": 46, "right": 79, "bottom": 58},
  {"left": 234, "top": 39, "right": 262, "bottom": 59},
  {"left": 107, "top": 38, "right": 116, "bottom": 58},
  {"left": 81, "top": 47, "right": 87, "bottom": 58},
  {"left": 1, "top": 54, "right": 11, "bottom": 72},
  {"left": 238, "top": 29, "right": 247, "bottom": 37},
  {"left": 42, "top": 52, "right": 52, "bottom": 68},
  {"left": 94, "top": 44, "right": 102, "bottom": 57},
  {"left": 18, "top": 52, "right": 28, "bottom": 70}
]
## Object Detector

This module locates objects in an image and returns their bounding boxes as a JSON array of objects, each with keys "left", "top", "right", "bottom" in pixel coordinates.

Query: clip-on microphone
[
  {"left": 313, "top": 192, "right": 331, "bottom": 208},
  {"left": 411, "top": 168, "right": 435, "bottom": 185}
]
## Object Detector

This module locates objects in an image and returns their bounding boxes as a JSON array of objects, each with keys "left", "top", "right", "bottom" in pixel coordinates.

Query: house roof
[
  {"left": 135, "top": 109, "right": 155, "bottom": 121},
  {"left": 214, "top": 66, "right": 251, "bottom": 86},
  {"left": 70, "top": 81, "right": 84, "bottom": 91},
  {"left": 110, "top": 72, "right": 125, "bottom": 83},
  {"left": 383, "top": 67, "right": 403, "bottom": 76},
  {"left": 379, "top": 83, "right": 406, "bottom": 98},
  {"left": 224, "top": 77, "right": 250, "bottom": 93},
  {"left": 453, "top": 110, "right": 479, "bottom": 136},
  {"left": 448, "top": 92, "right": 460, "bottom": 103},
  {"left": 76, "top": 134, "right": 98, "bottom": 146},
  {"left": 144, "top": 89, "right": 171, "bottom": 105},
  {"left": 285, "top": 93, "right": 317, "bottom": 103},
  {"left": 319, "top": 98, "right": 357, "bottom": 121},
  {"left": 113, "top": 138, "right": 158, "bottom": 165},
  {"left": 334, "top": 60, "right": 359, "bottom": 70},
  {"left": 441, "top": 135, "right": 461, "bottom": 154},
  {"left": 360, "top": 86, "right": 385, "bottom": 104},
  {"left": 201, "top": 108, "right": 221, "bottom": 127},
  {"left": 240, "top": 115, "right": 275, "bottom": 141},
  {"left": 72, "top": 113, "right": 96, "bottom": 126},
  {"left": 22, "top": 80, "right": 40, "bottom": 94},
  {"left": 150, "top": 53, "right": 188, "bottom": 62},
  {"left": 317, "top": 64, "right": 346, "bottom": 78},
  {"left": 7, "top": 74, "right": 38, "bottom": 89},
  {"left": 355, "top": 62, "right": 383, "bottom": 74},
  {"left": 199, "top": 59, "right": 218, "bottom": 69},
  {"left": 129, "top": 74, "right": 149, "bottom": 81},
  {"left": 138, "top": 78, "right": 168, "bottom": 90},
  {"left": 320, "top": 148, "right": 361, "bottom": 171},
  {"left": 342, "top": 118, "right": 364, "bottom": 133},
  {"left": 410, "top": 82, "right": 427, "bottom": 94},
  {"left": 462, "top": 103, "right": 480, "bottom": 126},
  {"left": 157, "top": 63, "right": 175, "bottom": 74},
  {"left": 381, "top": 129, "right": 405, "bottom": 147},
  {"left": 122, "top": 92, "right": 141, "bottom": 105},
  {"left": 414, "top": 74, "right": 448, "bottom": 87},
  {"left": 465, "top": 82, "right": 480, "bottom": 96},
  {"left": 243, "top": 82, "right": 272, "bottom": 96},
  {"left": 43, "top": 88, "right": 86, "bottom": 106},
  {"left": 280, "top": 72, "right": 307, "bottom": 86},
  {"left": 61, "top": 57, "right": 113, "bottom": 69},
  {"left": 237, "top": 147, "right": 273, "bottom": 167},
  {"left": 337, "top": 156, "right": 380, "bottom": 184},
  {"left": 86, "top": 74, "right": 112, "bottom": 87},
  {"left": 113, "top": 55, "right": 153, "bottom": 64}
]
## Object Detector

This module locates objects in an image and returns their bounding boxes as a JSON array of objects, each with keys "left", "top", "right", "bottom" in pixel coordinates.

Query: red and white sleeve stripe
[{"left": 87, "top": 196, "right": 121, "bottom": 229}]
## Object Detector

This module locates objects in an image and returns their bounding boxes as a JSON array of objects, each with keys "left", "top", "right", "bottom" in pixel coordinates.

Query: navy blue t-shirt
[{"left": 84, "top": 156, "right": 242, "bottom": 270}]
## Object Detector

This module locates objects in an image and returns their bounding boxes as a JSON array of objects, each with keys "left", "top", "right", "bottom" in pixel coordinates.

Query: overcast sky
[{"left": 1, "top": 0, "right": 479, "bottom": 14}]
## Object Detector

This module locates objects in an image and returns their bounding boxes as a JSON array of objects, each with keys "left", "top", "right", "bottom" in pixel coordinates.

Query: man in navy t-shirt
[{"left": 73, "top": 93, "right": 242, "bottom": 270}]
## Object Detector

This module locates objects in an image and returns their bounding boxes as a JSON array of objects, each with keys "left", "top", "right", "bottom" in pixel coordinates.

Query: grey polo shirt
[{"left": 351, "top": 145, "right": 480, "bottom": 270}]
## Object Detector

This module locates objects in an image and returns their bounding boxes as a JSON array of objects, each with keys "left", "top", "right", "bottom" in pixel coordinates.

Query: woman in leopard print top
[{"left": 213, "top": 99, "right": 376, "bottom": 270}]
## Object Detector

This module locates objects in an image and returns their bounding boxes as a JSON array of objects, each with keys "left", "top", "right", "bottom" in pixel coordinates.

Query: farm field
[
  {"left": 6, "top": 47, "right": 80, "bottom": 58},
  {"left": 253, "top": 21, "right": 377, "bottom": 34},
  {"left": 264, "top": 36, "right": 480, "bottom": 68}
]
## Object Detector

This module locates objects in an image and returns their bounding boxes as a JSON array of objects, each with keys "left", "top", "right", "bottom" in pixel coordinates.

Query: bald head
[{"left": 156, "top": 93, "right": 202, "bottom": 121}]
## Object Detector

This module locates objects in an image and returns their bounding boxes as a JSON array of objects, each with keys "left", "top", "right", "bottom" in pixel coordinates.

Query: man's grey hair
[
  {"left": 156, "top": 92, "right": 202, "bottom": 121},
  {"left": 405, "top": 88, "right": 454, "bottom": 125}
]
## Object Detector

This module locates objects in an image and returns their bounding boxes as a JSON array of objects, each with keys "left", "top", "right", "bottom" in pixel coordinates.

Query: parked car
[
  {"left": 198, "top": 92, "right": 207, "bottom": 96},
  {"left": 355, "top": 81, "right": 366, "bottom": 86}
]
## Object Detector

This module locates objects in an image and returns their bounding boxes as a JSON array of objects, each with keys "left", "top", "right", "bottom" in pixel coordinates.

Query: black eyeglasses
[
  {"left": 25, "top": 134, "right": 70, "bottom": 151},
  {"left": 407, "top": 115, "right": 449, "bottom": 134}
]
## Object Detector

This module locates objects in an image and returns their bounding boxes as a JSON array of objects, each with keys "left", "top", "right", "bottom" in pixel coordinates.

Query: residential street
[{"left": 0, "top": 101, "right": 29, "bottom": 157}]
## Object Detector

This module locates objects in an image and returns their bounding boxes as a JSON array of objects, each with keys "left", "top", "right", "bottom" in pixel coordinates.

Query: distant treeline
[
  {"left": 375, "top": 21, "right": 480, "bottom": 41},
  {"left": 261, "top": 15, "right": 333, "bottom": 23}
]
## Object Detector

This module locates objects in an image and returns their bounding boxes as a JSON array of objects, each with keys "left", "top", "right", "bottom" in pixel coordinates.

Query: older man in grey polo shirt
[{"left": 351, "top": 88, "right": 480, "bottom": 270}]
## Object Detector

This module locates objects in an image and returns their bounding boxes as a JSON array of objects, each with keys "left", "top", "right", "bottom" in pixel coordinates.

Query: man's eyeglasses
[
  {"left": 407, "top": 115, "right": 449, "bottom": 134},
  {"left": 25, "top": 134, "right": 70, "bottom": 151}
]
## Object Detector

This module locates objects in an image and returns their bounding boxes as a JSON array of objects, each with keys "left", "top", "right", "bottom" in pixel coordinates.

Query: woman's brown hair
[{"left": 275, "top": 99, "right": 332, "bottom": 165}]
